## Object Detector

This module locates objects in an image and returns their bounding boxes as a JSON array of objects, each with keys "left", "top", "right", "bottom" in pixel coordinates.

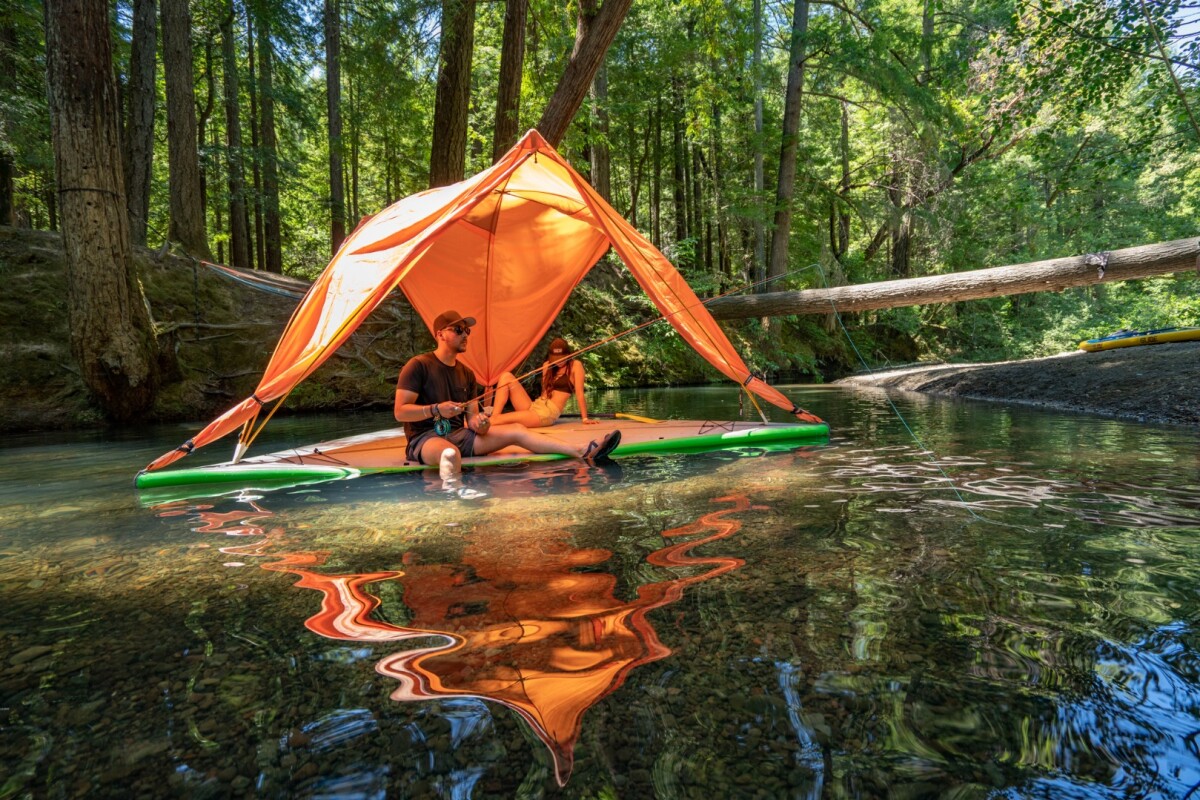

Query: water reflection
[
  {"left": 812, "top": 440, "right": 1200, "bottom": 530},
  {"left": 6, "top": 390, "right": 1200, "bottom": 797},
  {"left": 170, "top": 491, "right": 750, "bottom": 786}
]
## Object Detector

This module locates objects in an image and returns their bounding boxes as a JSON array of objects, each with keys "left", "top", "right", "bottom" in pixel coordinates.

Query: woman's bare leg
[
  {"left": 492, "top": 371, "right": 533, "bottom": 414},
  {"left": 488, "top": 408, "right": 549, "bottom": 428}
]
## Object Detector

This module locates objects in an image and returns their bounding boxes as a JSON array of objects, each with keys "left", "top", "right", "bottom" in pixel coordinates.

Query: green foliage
[
  {"left": 2, "top": 0, "right": 51, "bottom": 227},
  {"left": 11, "top": 0, "right": 1198, "bottom": 386}
]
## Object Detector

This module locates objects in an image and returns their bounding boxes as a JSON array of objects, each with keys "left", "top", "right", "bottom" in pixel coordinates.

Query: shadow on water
[{"left": 2, "top": 387, "right": 1200, "bottom": 797}]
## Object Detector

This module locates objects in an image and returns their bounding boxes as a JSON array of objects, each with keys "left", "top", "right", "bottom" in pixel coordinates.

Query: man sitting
[{"left": 393, "top": 310, "right": 621, "bottom": 478}]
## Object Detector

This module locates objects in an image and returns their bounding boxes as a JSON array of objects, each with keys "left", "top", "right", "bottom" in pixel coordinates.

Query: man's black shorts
[{"left": 406, "top": 427, "right": 477, "bottom": 464}]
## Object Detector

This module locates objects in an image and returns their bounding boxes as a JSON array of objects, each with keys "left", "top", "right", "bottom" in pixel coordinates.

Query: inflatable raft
[
  {"left": 135, "top": 416, "right": 830, "bottom": 504},
  {"left": 1078, "top": 326, "right": 1200, "bottom": 352}
]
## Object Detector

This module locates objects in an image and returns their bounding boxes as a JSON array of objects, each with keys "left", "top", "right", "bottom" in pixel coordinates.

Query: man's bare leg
[
  {"left": 419, "top": 437, "right": 461, "bottom": 477},
  {"left": 473, "top": 424, "right": 617, "bottom": 461}
]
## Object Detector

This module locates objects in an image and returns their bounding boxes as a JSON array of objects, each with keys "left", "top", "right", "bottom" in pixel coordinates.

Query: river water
[{"left": 1, "top": 386, "right": 1199, "bottom": 798}]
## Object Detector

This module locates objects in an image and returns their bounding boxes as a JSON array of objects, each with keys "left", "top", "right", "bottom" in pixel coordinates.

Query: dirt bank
[{"left": 836, "top": 340, "right": 1200, "bottom": 428}]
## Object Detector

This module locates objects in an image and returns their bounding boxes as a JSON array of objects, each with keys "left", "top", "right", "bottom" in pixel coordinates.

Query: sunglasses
[{"left": 445, "top": 325, "right": 471, "bottom": 336}]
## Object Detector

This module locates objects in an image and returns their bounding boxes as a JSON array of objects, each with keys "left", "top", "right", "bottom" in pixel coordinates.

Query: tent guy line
[{"left": 468, "top": 264, "right": 824, "bottom": 421}]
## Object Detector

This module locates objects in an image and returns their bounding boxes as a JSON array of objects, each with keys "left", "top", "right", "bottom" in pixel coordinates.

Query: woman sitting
[{"left": 489, "top": 338, "right": 599, "bottom": 427}]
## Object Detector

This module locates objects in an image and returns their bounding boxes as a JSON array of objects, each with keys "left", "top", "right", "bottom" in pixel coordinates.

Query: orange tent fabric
[{"left": 145, "top": 130, "right": 822, "bottom": 472}]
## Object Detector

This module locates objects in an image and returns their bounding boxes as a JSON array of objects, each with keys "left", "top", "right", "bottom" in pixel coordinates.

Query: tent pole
[
  {"left": 232, "top": 415, "right": 258, "bottom": 464},
  {"left": 743, "top": 387, "right": 770, "bottom": 425}
]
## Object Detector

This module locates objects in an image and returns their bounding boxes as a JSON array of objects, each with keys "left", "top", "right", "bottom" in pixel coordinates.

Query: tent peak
[{"left": 516, "top": 129, "right": 551, "bottom": 151}]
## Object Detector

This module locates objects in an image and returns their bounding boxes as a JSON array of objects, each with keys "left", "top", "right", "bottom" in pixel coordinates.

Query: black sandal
[{"left": 583, "top": 430, "right": 622, "bottom": 464}]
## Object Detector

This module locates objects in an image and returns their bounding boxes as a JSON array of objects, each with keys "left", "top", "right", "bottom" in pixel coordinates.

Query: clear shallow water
[{"left": 2, "top": 386, "right": 1199, "bottom": 798}]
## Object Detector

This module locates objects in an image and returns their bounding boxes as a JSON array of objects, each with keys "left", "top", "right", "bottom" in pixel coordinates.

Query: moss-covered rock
[{"left": 0, "top": 227, "right": 418, "bottom": 433}]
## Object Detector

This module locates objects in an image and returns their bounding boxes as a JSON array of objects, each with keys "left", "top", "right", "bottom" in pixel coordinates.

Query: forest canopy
[{"left": 4, "top": 0, "right": 1199, "bottom": 382}]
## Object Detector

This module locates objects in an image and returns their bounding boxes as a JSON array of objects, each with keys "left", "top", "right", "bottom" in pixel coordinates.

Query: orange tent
[{"left": 145, "top": 129, "right": 822, "bottom": 472}]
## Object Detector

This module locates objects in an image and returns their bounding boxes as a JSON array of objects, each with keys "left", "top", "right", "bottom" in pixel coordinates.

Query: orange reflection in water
[{"left": 175, "top": 494, "right": 751, "bottom": 785}]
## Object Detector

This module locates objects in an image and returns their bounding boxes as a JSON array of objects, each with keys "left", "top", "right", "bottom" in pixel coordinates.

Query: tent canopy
[{"left": 145, "top": 130, "right": 822, "bottom": 473}]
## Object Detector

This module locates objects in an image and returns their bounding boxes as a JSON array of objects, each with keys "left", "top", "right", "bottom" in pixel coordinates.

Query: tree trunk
[
  {"left": 692, "top": 144, "right": 704, "bottom": 270},
  {"left": 887, "top": 136, "right": 912, "bottom": 278},
  {"left": 429, "top": 0, "right": 475, "bottom": 188},
  {"left": 751, "top": 0, "right": 765, "bottom": 288},
  {"left": 384, "top": 131, "right": 392, "bottom": 204},
  {"left": 651, "top": 93, "right": 661, "bottom": 248},
  {"left": 123, "top": 0, "right": 156, "bottom": 245},
  {"left": 212, "top": 119, "right": 223, "bottom": 263},
  {"left": 536, "top": 0, "right": 632, "bottom": 146},
  {"left": 767, "top": 0, "right": 808, "bottom": 281},
  {"left": 325, "top": 0, "right": 345, "bottom": 253},
  {"left": 835, "top": 99, "right": 850, "bottom": 261},
  {"left": 256, "top": 8, "right": 282, "bottom": 273},
  {"left": 707, "top": 238, "right": 1200, "bottom": 319},
  {"left": 671, "top": 80, "right": 687, "bottom": 249},
  {"left": 0, "top": 150, "right": 12, "bottom": 227},
  {"left": 625, "top": 121, "right": 646, "bottom": 226},
  {"left": 44, "top": 0, "right": 159, "bottom": 420},
  {"left": 578, "top": 0, "right": 610, "bottom": 201},
  {"left": 492, "top": 0, "right": 528, "bottom": 161},
  {"left": 589, "top": 60, "right": 610, "bottom": 201},
  {"left": 891, "top": 207, "right": 913, "bottom": 277},
  {"left": 161, "top": 0, "right": 211, "bottom": 258},
  {"left": 921, "top": 0, "right": 934, "bottom": 81},
  {"left": 350, "top": 73, "right": 360, "bottom": 221},
  {"left": 197, "top": 36, "right": 215, "bottom": 215},
  {"left": 220, "top": 2, "right": 250, "bottom": 269},
  {"left": 246, "top": 4, "right": 262, "bottom": 270},
  {"left": 711, "top": 98, "right": 727, "bottom": 280},
  {"left": 0, "top": 19, "right": 11, "bottom": 225}
]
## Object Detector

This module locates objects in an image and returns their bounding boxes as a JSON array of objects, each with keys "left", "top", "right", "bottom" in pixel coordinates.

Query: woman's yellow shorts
[{"left": 529, "top": 397, "right": 561, "bottom": 426}]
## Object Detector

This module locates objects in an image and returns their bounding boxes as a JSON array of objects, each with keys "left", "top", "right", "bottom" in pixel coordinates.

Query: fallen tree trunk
[{"left": 707, "top": 238, "right": 1200, "bottom": 320}]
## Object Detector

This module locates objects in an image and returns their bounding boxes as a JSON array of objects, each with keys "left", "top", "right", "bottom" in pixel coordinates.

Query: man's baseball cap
[{"left": 433, "top": 310, "right": 476, "bottom": 331}]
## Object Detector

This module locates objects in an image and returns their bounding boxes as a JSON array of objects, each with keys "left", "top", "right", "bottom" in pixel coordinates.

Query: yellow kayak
[{"left": 1078, "top": 326, "right": 1200, "bottom": 352}]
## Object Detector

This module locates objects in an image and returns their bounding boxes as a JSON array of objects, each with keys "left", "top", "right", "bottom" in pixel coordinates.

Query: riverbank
[{"left": 836, "top": 340, "right": 1200, "bottom": 428}]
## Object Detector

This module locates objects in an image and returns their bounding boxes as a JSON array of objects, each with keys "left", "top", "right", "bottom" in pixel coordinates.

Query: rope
[
  {"left": 468, "top": 264, "right": 821, "bottom": 407},
  {"left": 204, "top": 263, "right": 306, "bottom": 299},
  {"left": 812, "top": 261, "right": 994, "bottom": 525},
  {"left": 146, "top": 220, "right": 304, "bottom": 297}
]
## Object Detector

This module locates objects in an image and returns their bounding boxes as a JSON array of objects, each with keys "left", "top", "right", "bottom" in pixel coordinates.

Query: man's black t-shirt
[{"left": 396, "top": 352, "right": 481, "bottom": 441}]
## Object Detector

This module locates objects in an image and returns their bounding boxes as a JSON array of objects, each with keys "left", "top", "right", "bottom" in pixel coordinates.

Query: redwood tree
[
  {"left": 324, "top": 0, "right": 345, "bottom": 252},
  {"left": 0, "top": 18, "right": 16, "bottom": 226},
  {"left": 161, "top": 0, "right": 210, "bottom": 257},
  {"left": 44, "top": 0, "right": 159, "bottom": 420},
  {"left": 220, "top": 0, "right": 250, "bottom": 268},
  {"left": 492, "top": 0, "right": 527, "bottom": 161},
  {"left": 577, "top": 0, "right": 610, "bottom": 199},
  {"left": 429, "top": 0, "right": 475, "bottom": 187},
  {"left": 124, "top": 0, "right": 156, "bottom": 245},
  {"left": 256, "top": 6, "right": 282, "bottom": 272},
  {"left": 767, "top": 0, "right": 808, "bottom": 281}
]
